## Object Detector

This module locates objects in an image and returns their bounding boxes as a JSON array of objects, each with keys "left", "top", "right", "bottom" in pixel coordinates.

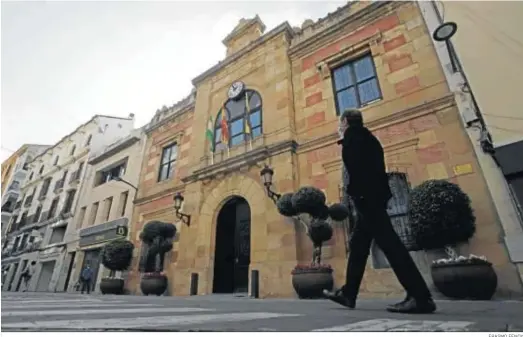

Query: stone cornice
[
  {"left": 289, "top": 1, "right": 403, "bottom": 59},
  {"left": 134, "top": 185, "right": 185, "bottom": 207},
  {"left": 145, "top": 102, "right": 195, "bottom": 135},
  {"left": 88, "top": 135, "right": 140, "bottom": 165},
  {"left": 182, "top": 140, "right": 298, "bottom": 184},
  {"left": 192, "top": 22, "right": 295, "bottom": 86}
]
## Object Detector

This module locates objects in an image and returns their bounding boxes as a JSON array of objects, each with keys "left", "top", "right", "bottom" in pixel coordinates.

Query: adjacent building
[
  {"left": 419, "top": 0, "right": 523, "bottom": 295},
  {"left": 1, "top": 144, "right": 49, "bottom": 239},
  {"left": 127, "top": 1, "right": 522, "bottom": 298},
  {"left": 60, "top": 127, "right": 146, "bottom": 293},
  {"left": 1, "top": 114, "right": 135, "bottom": 292}
]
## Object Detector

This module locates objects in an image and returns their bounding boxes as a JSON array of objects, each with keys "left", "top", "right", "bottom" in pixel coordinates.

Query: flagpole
[{"left": 210, "top": 150, "right": 214, "bottom": 165}]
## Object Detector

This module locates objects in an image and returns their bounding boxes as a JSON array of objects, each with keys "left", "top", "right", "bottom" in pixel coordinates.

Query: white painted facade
[{"left": 1, "top": 114, "right": 135, "bottom": 293}]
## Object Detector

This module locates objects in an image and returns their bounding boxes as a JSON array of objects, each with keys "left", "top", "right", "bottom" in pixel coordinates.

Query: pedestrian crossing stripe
[
  {"left": 3, "top": 303, "right": 158, "bottom": 309},
  {"left": 313, "top": 319, "right": 476, "bottom": 332},
  {"left": 1, "top": 299, "right": 104, "bottom": 304},
  {"left": 2, "top": 307, "right": 212, "bottom": 317},
  {"left": 1, "top": 312, "right": 302, "bottom": 329}
]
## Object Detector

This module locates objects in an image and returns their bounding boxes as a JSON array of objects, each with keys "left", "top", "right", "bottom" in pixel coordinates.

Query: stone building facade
[{"left": 127, "top": 1, "right": 522, "bottom": 298}]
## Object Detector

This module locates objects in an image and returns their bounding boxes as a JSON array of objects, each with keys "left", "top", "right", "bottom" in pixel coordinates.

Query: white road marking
[
  {"left": 2, "top": 303, "right": 159, "bottom": 309},
  {"left": 1, "top": 299, "right": 104, "bottom": 304},
  {"left": 2, "top": 312, "right": 302, "bottom": 329},
  {"left": 2, "top": 307, "right": 212, "bottom": 317},
  {"left": 313, "top": 319, "right": 476, "bottom": 331}
]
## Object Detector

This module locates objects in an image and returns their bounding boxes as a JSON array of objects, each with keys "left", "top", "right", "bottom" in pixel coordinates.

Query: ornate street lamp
[
  {"left": 173, "top": 192, "right": 191, "bottom": 227},
  {"left": 260, "top": 164, "right": 281, "bottom": 204}
]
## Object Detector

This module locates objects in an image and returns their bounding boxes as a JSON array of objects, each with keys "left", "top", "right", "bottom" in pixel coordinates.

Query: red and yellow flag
[{"left": 220, "top": 105, "right": 230, "bottom": 145}]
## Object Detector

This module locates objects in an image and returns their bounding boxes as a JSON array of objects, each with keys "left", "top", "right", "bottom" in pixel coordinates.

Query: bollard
[
  {"left": 190, "top": 273, "right": 198, "bottom": 296},
  {"left": 250, "top": 269, "right": 259, "bottom": 299}
]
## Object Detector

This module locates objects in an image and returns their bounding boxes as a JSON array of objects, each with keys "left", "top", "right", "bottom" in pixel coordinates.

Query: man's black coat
[{"left": 340, "top": 126, "right": 392, "bottom": 208}]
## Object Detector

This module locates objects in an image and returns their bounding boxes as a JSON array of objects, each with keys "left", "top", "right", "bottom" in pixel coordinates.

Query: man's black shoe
[
  {"left": 386, "top": 297, "right": 436, "bottom": 314},
  {"left": 323, "top": 289, "right": 355, "bottom": 309},
  {"left": 387, "top": 294, "right": 411, "bottom": 310}
]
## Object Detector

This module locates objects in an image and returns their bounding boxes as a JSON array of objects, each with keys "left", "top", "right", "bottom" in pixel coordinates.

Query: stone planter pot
[
  {"left": 431, "top": 260, "right": 497, "bottom": 300},
  {"left": 100, "top": 277, "right": 124, "bottom": 295},
  {"left": 291, "top": 267, "right": 334, "bottom": 299},
  {"left": 140, "top": 274, "right": 168, "bottom": 296}
]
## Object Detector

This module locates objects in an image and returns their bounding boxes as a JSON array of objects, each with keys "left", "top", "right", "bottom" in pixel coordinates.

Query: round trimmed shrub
[
  {"left": 277, "top": 193, "right": 298, "bottom": 217},
  {"left": 291, "top": 186, "right": 327, "bottom": 216},
  {"left": 101, "top": 239, "right": 134, "bottom": 272},
  {"left": 309, "top": 219, "right": 333, "bottom": 246},
  {"left": 408, "top": 179, "right": 476, "bottom": 250},
  {"left": 328, "top": 203, "right": 350, "bottom": 221},
  {"left": 140, "top": 221, "right": 177, "bottom": 244}
]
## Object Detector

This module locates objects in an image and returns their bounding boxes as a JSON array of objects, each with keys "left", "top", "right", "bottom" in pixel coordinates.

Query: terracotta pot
[{"left": 431, "top": 260, "right": 497, "bottom": 300}]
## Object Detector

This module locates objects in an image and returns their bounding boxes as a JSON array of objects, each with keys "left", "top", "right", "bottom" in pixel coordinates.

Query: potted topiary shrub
[
  {"left": 139, "top": 220, "right": 176, "bottom": 296},
  {"left": 409, "top": 179, "right": 497, "bottom": 300},
  {"left": 276, "top": 186, "right": 350, "bottom": 299},
  {"left": 100, "top": 239, "right": 134, "bottom": 295}
]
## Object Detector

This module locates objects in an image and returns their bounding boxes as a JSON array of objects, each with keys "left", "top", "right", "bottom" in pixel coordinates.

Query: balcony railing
[
  {"left": 8, "top": 181, "right": 20, "bottom": 191},
  {"left": 14, "top": 201, "right": 22, "bottom": 210},
  {"left": 38, "top": 186, "right": 49, "bottom": 200},
  {"left": 69, "top": 170, "right": 81, "bottom": 184},
  {"left": 54, "top": 179, "right": 64, "bottom": 193},
  {"left": 23, "top": 195, "right": 34, "bottom": 207}
]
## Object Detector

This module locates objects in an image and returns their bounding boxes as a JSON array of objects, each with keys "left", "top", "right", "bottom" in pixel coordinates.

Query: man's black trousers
[
  {"left": 343, "top": 198, "right": 432, "bottom": 301},
  {"left": 80, "top": 280, "right": 91, "bottom": 294}
]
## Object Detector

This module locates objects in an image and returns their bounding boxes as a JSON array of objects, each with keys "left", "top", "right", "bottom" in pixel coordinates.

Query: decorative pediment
[{"left": 222, "top": 15, "right": 266, "bottom": 56}]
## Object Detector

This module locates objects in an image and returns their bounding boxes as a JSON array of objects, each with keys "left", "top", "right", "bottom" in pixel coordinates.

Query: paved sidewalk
[{"left": 2, "top": 292, "right": 522, "bottom": 331}]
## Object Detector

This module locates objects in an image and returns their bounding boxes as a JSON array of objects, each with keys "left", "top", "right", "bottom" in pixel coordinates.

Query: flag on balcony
[
  {"left": 206, "top": 115, "right": 214, "bottom": 152},
  {"left": 220, "top": 105, "right": 230, "bottom": 146},
  {"left": 244, "top": 91, "right": 251, "bottom": 136}
]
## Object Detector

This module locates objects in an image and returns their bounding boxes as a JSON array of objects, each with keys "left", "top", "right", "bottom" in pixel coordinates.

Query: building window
[
  {"left": 62, "top": 189, "right": 77, "bottom": 214},
  {"left": 370, "top": 172, "right": 417, "bottom": 269},
  {"left": 70, "top": 145, "right": 76, "bottom": 156},
  {"left": 39, "top": 165, "right": 44, "bottom": 175},
  {"left": 53, "top": 156, "right": 59, "bottom": 166},
  {"left": 48, "top": 226, "right": 66, "bottom": 245},
  {"left": 77, "top": 206, "right": 86, "bottom": 229},
  {"left": 103, "top": 197, "right": 113, "bottom": 222},
  {"left": 34, "top": 205, "right": 42, "bottom": 224},
  {"left": 28, "top": 172, "right": 34, "bottom": 181},
  {"left": 332, "top": 54, "right": 381, "bottom": 115},
  {"left": 89, "top": 202, "right": 99, "bottom": 225},
  {"left": 118, "top": 191, "right": 129, "bottom": 217},
  {"left": 95, "top": 160, "right": 127, "bottom": 186},
  {"left": 39, "top": 178, "right": 52, "bottom": 199},
  {"left": 85, "top": 135, "right": 92, "bottom": 146},
  {"left": 48, "top": 197, "right": 60, "bottom": 219},
  {"left": 158, "top": 144, "right": 177, "bottom": 182},
  {"left": 213, "top": 89, "right": 263, "bottom": 152}
]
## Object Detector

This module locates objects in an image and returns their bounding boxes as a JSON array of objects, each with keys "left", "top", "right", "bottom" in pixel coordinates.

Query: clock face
[{"left": 228, "top": 81, "right": 245, "bottom": 99}]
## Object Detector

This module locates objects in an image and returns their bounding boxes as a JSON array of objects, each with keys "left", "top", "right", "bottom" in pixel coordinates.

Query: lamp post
[
  {"left": 433, "top": 21, "right": 458, "bottom": 73},
  {"left": 113, "top": 176, "right": 139, "bottom": 202},
  {"left": 173, "top": 193, "right": 191, "bottom": 227},
  {"left": 260, "top": 164, "right": 281, "bottom": 204}
]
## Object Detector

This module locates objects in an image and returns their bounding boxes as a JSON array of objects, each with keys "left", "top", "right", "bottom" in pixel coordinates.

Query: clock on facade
[{"left": 227, "top": 81, "right": 245, "bottom": 100}]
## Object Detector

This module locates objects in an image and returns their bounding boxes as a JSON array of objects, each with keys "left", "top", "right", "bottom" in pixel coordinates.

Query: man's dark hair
[
  {"left": 340, "top": 108, "right": 364, "bottom": 127},
  {"left": 30, "top": 261, "right": 36, "bottom": 265}
]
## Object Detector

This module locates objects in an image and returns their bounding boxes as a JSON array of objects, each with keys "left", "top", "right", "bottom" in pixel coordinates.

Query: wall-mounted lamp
[
  {"left": 173, "top": 192, "right": 191, "bottom": 227},
  {"left": 433, "top": 21, "right": 458, "bottom": 72},
  {"left": 260, "top": 165, "right": 281, "bottom": 204}
]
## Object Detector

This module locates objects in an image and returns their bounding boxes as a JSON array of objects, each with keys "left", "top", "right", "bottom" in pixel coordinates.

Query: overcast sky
[{"left": 1, "top": 0, "right": 347, "bottom": 162}]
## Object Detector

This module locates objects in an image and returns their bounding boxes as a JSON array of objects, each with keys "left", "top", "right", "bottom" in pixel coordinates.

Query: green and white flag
[{"left": 206, "top": 115, "right": 214, "bottom": 152}]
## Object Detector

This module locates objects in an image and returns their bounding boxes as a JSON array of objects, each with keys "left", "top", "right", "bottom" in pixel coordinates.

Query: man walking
[
  {"left": 80, "top": 264, "right": 93, "bottom": 294},
  {"left": 21, "top": 261, "right": 36, "bottom": 292},
  {"left": 324, "top": 109, "right": 436, "bottom": 314}
]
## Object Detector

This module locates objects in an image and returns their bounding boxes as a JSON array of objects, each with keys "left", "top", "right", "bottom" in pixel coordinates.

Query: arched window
[
  {"left": 213, "top": 89, "right": 262, "bottom": 152},
  {"left": 70, "top": 145, "right": 76, "bottom": 156}
]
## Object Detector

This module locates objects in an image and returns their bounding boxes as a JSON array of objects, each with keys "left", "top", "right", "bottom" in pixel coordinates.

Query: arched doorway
[{"left": 212, "top": 196, "right": 251, "bottom": 294}]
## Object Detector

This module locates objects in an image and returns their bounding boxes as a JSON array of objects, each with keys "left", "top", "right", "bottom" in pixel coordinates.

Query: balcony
[
  {"left": 23, "top": 195, "right": 34, "bottom": 207},
  {"left": 69, "top": 170, "right": 81, "bottom": 184},
  {"left": 8, "top": 181, "right": 20, "bottom": 191},
  {"left": 54, "top": 179, "right": 65, "bottom": 193}
]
